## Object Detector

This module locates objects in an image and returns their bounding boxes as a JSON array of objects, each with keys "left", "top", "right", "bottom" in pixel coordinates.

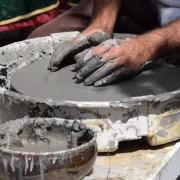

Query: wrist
[
  {"left": 89, "top": 21, "right": 113, "bottom": 37},
  {"left": 135, "top": 31, "right": 167, "bottom": 60}
]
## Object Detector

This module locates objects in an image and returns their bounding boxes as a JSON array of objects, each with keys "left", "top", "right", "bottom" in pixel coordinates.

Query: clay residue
[
  {"left": 0, "top": 120, "right": 69, "bottom": 153},
  {"left": 0, "top": 118, "right": 94, "bottom": 153}
]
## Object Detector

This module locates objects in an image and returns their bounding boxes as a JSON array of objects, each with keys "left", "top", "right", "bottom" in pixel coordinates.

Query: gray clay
[
  {"left": 0, "top": 118, "right": 96, "bottom": 180},
  {"left": 49, "top": 32, "right": 108, "bottom": 71},
  {"left": 10, "top": 58, "right": 180, "bottom": 101},
  {"left": 0, "top": 119, "right": 69, "bottom": 153},
  {"left": 0, "top": 118, "right": 94, "bottom": 153}
]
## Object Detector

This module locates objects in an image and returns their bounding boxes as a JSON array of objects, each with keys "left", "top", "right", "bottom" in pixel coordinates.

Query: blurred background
[{"left": 0, "top": 0, "right": 78, "bottom": 47}]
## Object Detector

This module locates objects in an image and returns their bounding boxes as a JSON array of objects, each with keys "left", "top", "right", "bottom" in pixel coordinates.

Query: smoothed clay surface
[{"left": 10, "top": 59, "right": 180, "bottom": 101}]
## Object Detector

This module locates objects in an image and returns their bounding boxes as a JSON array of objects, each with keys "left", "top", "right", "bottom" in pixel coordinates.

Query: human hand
[
  {"left": 72, "top": 26, "right": 112, "bottom": 43},
  {"left": 71, "top": 26, "right": 113, "bottom": 70},
  {"left": 73, "top": 38, "right": 154, "bottom": 86},
  {"left": 48, "top": 31, "right": 109, "bottom": 72},
  {"left": 73, "top": 39, "right": 120, "bottom": 72}
]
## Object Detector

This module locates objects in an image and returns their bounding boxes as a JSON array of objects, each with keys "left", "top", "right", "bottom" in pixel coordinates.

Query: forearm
[
  {"left": 135, "top": 19, "right": 180, "bottom": 60},
  {"left": 90, "top": 0, "right": 122, "bottom": 33}
]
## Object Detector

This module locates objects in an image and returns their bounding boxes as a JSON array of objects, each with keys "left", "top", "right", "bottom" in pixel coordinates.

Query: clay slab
[{"left": 10, "top": 59, "right": 180, "bottom": 101}]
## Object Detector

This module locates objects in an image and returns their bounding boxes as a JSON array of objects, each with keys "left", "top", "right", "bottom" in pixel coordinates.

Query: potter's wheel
[{"left": 10, "top": 59, "right": 180, "bottom": 101}]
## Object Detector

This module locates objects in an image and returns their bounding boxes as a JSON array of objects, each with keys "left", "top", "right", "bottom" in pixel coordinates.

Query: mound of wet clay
[
  {"left": 0, "top": 119, "right": 69, "bottom": 153},
  {"left": 10, "top": 58, "right": 180, "bottom": 101}
]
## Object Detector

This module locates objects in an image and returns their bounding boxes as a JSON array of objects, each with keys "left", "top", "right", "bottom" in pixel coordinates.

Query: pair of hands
[{"left": 48, "top": 28, "right": 152, "bottom": 86}]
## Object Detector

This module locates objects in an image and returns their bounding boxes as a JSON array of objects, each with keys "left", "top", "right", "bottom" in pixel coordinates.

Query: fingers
[
  {"left": 101, "top": 39, "right": 120, "bottom": 47},
  {"left": 84, "top": 60, "right": 123, "bottom": 86},
  {"left": 48, "top": 41, "right": 69, "bottom": 71},
  {"left": 72, "top": 33, "right": 110, "bottom": 71},
  {"left": 94, "top": 68, "right": 142, "bottom": 87},
  {"left": 92, "top": 45, "right": 113, "bottom": 55},
  {"left": 47, "top": 66, "right": 60, "bottom": 72},
  {"left": 74, "top": 57, "right": 91, "bottom": 72},
  {"left": 71, "top": 37, "right": 154, "bottom": 87},
  {"left": 102, "top": 46, "right": 121, "bottom": 61},
  {"left": 73, "top": 47, "right": 94, "bottom": 71},
  {"left": 48, "top": 37, "right": 91, "bottom": 72},
  {"left": 54, "top": 38, "right": 92, "bottom": 67},
  {"left": 73, "top": 40, "right": 126, "bottom": 85},
  {"left": 92, "top": 39, "right": 120, "bottom": 55},
  {"left": 75, "top": 55, "right": 106, "bottom": 82},
  {"left": 93, "top": 59, "right": 153, "bottom": 87},
  {"left": 52, "top": 41, "right": 73, "bottom": 66},
  {"left": 49, "top": 32, "right": 109, "bottom": 72},
  {"left": 74, "top": 48, "right": 92, "bottom": 62},
  {"left": 89, "top": 32, "right": 109, "bottom": 45}
]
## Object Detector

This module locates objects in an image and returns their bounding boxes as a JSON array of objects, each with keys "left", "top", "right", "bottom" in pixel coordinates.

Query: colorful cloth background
[
  {"left": 0, "top": 0, "right": 59, "bottom": 32},
  {"left": 64, "top": 0, "right": 80, "bottom": 6},
  {"left": 0, "top": 0, "right": 81, "bottom": 32},
  {"left": 0, "top": 0, "right": 59, "bottom": 25}
]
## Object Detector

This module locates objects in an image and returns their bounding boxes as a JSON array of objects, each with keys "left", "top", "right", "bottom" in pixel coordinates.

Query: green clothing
[{"left": 0, "top": 0, "right": 58, "bottom": 22}]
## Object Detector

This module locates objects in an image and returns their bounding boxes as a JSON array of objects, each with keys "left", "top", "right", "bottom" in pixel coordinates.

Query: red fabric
[{"left": 0, "top": 8, "right": 59, "bottom": 32}]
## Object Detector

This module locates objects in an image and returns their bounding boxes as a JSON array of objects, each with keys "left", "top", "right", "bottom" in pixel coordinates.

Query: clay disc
[{"left": 10, "top": 59, "right": 180, "bottom": 101}]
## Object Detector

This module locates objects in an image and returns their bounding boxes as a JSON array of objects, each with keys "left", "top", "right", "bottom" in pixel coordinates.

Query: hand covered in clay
[
  {"left": 74, "top": 38, "right": 154, "bottom": 86},
  {"left": 48, "top": 32, "right": 109, "bottom": 72}
]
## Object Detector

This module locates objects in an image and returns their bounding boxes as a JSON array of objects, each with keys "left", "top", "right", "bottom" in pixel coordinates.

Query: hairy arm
[
  {"left": 135, "top": 19, "right": 180, "bottom": 60},
  {"left": 77, "top": 19, "right": 180, "bottom": 86},
  {"left": 90, "top": 0, "right": 122, "bottom": 36},
  {"left": 96, "top": 18, "right": 180, "bottom": 71},
  {"left": 73, "top": 0, "right": 122, "bottom": 41}
]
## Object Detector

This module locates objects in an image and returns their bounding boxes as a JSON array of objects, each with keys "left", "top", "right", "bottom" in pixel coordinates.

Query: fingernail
[
  {"left": 74, "top": 63, "right": 82, "bottom": 71},
  {"left": 49, "top": 66, "right": 59, "bottom": 72},
  {"left": 84, "top": 78, "right": 93, "bottom": 86},
  {"left": 84, "top": 82, "right": 91, "bottom": 86},
  {"left": 75, "top": 72, "right": 83, "bottom": 81},
  {"left": 94, "top": 81, "right": 102, "bottom": 87},
  {"left": 72, "top": 74, "right": 77, "bottom": 79}
]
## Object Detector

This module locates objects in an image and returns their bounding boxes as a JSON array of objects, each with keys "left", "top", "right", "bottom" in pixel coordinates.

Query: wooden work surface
[{"left": 85, "top": 140, "right": 180, "bottom": 180}]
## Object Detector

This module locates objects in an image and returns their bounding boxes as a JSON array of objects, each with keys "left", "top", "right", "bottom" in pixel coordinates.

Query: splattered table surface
[{"left": 86, "top": 140, "right": 180, "bottom": 180}]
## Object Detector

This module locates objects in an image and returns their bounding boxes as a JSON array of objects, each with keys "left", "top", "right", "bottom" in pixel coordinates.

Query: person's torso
[{"left": 149, "top": 0, "right": 180, "bottom": 25}]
